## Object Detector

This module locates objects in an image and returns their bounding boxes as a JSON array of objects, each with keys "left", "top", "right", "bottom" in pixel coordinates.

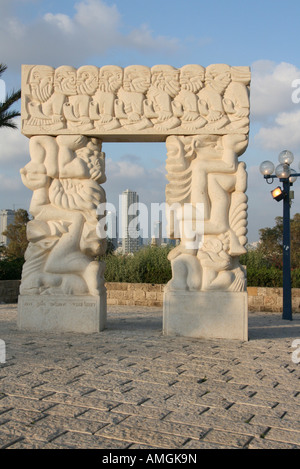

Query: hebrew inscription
[{"left": 21, "top": 64, "right": 250, "bottom": 141}]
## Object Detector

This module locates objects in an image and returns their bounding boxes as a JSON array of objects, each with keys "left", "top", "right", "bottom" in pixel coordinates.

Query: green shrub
[
  {"left": 246, "top": 265, "right": 282, "bottom": 287},
  {"left": 291, "top": 269, "right": 300, "bottom": 288},
  {"left": 0, "top": 256, "right": 24, "bottom": 280},
  {"left": 103, "top": 245, "right": 173, "bottom": 284},
  {"left": 240, "top": 250, "right": 272, "bottom": 270}
]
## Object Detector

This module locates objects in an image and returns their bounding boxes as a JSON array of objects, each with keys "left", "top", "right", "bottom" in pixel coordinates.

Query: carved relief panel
[
  {"left": 21, "top": 64, "right": 250, "bottom": 141},
  {"left": 19, "top": 135, "right": 107, "bottom": 297},
  {"left": 165, "top": 133, "right": 248, "bottom": 293}
]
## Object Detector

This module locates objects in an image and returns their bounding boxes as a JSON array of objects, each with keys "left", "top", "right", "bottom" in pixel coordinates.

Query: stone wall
[
  {"left": 247, "top": 287, "right": 300, "bottom": 313},
  {"left": 106, "top": 282, "right": 164, "bottom": 307},
  {"left": 106, "top": 283, "right": 300, "bottom": 313},
  {"left": 1, "top": 281, "right": 300, "bottom": 313}
]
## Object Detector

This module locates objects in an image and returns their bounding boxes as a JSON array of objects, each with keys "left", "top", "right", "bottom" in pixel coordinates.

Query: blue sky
[{"left": 1, "top": 0, "right": 300, "bottom": 242}]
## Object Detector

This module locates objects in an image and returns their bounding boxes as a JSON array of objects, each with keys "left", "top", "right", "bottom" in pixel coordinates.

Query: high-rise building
[
  {"left": 106, "top": 210, "right": 118, "bottom": 248},
  {"left": 0, "top": 209, "right": 15, "bottom": 246},
  {"left": 153, "top": 221, "right": 162, "bottom": 246},
  {"left": 121, "top": 189, "right": 140, "bottom": 254}
]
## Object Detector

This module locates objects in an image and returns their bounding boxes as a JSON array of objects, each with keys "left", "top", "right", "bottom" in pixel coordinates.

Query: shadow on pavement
[{"left": 248, "top": 313, "right": 300, "bottom": 340}]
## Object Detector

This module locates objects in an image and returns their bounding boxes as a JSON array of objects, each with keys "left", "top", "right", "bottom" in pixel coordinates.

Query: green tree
[
  {"left": 0, "top": 63, "right": 21, "bottom": 129},
  {"left": 258, "top": 214, "right": 300, "bottom": 269},
  {"left": 2, "top": 209, "right": 30, "bottom": 258}
]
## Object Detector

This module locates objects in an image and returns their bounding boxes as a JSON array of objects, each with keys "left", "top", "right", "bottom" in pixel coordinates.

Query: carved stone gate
[{"left": 18, "top": 63, "right": 250, "bottom": 340}]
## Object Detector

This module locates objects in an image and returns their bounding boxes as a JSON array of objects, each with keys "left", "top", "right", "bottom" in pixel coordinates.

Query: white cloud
[
  {"left": 250, "top": 60, "right": 300, "bottom": 152},
  {"left": 251, "top": 60, "right": 300, "bottom": 121},
  {"left": 0, "top": 0, "right": 182, "bottom": 70},
  {"left": 44, "top": 13, "right": 75, "bottom": 34},
  {"left": 255, "top": 110, "right": 300, "bottom": 151},
  {"left": 105, "top": 157, "right": 166, "bottom": 207},
  {"left": 0, "top": 118, "right": 28, "bottom": 166},
  {"left": 126, "top": 24, "right": 180, "bottom": 54}
]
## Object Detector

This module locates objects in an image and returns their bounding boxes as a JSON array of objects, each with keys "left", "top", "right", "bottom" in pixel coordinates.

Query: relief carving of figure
[
  {"left": 90, "top": 65, "right": 123, "bottom": 130},
  {"left": 25, "top": 65, "right": 65, "bottom": 131},
  {"left": 145, "top": 65, "right": 181, "bottom": 130},
  {"left": 198, "top": 64, "right": 231, "bottom": 131},
  {"left": 165, "top": 133, "right": 248, "bottom": 292},
  {"left": 173, "top": 65, "right": 207, "bottom": 130},
  {"left": 115, "top": 65, "right": 152, "bottom": 130},
  {"left": 63, "top": 66, "right": 98, "bottom": 131},
  {"left": 19, "top": 135, "right": 106, "bottom": 297},
  {"left": 223, "top": 66, "right": 251, "bottom": 131}
]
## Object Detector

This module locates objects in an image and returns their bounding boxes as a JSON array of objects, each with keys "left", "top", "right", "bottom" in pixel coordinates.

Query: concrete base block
[
  {"left": 163, "top": 290, "right": 248, "bottom": 341},
  {"left": 18, "top": 292, "right": 107, "bottom": 333}
]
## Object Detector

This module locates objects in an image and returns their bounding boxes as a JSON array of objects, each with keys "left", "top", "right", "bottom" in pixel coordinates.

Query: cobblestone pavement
[{"left": 0, "top": 304, "right": 300, "bottom": 450}]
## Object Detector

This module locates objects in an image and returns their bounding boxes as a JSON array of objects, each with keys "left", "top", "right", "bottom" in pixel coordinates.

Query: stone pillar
[
  {"left": 18, "top": 135, "right": 107, "bottom": 333},
  {"left": 162, "top": 63, "right": 251, "bottom": 340},
  {"left": 163, "top": 133, "right": 249, "bottom": 340}
]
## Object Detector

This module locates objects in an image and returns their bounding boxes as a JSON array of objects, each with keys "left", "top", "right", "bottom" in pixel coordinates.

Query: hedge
[{"left": 1, "top": 245, "right": 300, "bottom": 288}]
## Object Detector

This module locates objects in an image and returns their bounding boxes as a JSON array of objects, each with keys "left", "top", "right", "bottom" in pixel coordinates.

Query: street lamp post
[{"left": 259, "top": 151, "right": 300, "bottom": 321}]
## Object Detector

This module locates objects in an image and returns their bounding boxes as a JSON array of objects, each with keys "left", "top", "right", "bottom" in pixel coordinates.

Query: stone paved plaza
[{"left": 0, "top": 303, "right": 300, "bottom": 449}]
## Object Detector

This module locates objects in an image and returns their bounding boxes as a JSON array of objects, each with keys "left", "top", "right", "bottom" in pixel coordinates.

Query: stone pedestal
[
  {"left": 163, "top": 290, "right": 248, "bottom": 341},
  {"left": 18, "top": 293, "right": 107, "bottom": 333}
]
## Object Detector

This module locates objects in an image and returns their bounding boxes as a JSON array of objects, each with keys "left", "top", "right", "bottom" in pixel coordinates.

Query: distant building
[
  {"left": 121, "top": 189, "right": 140, "bottom": 254},
  {"left": 106, "top": 210, "right": 118, "bottom": 248},
  {"left": 161, "top": 237, "right": 177, "bottom": 247},
  {"left": 153, "top": 221, "right": 162, "bottom": 246},
  {"left": 0, "top": 209, "right": 15, "bottom": 246}
]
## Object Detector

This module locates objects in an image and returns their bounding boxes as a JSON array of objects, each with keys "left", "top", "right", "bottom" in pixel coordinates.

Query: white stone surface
[
  {"left": 18, "top": 294, "right": 107, "bottom": 333},
  {"left": 165, "top": 133, "right": 248, "bottom": 294},
  {"left": 0, "top": 339, "right": 5, "bottom": 363},
  {"left": 19, "top": 62, "right": 250, "bottom": 339},
  {"left": 19, "top": 135, "right": 107, "bottom": 298},
  {"left": 163, "top": 290, "right": 248, "bottom": 340},
  {"left": 21, "top": 64, "right": 250, "bottom": 141}
]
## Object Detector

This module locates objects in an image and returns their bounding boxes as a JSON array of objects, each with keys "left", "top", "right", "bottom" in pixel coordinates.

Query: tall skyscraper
[
  {"left": 153, "top": 221, "right": 162, "bottom": 246},
  {"left": 0, "top": 209, "right": 15, "bottom": 246},
  {"left": 121, "top": 189, "right": 140, "bottom": 254},
  {"left": 106, "top": 210, "right": 118, "bottom": 248}
]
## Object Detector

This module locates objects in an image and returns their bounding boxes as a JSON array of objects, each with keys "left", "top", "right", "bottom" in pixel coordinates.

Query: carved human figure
[
  {"left": 198, "top": 64, "right": 231, "bottom": 131},
  {"left": 115, "top": 65, "right": 152, "bottom": 130},
  {"left": 26, "top": 65, "right": 78, "bottom": 131},
  {"left": 145, "top": 65, "right": 181, "bottom": 130},
  {"left": 165, "top": 133, "right": 248, "bottom": 292},
  {"left": 63, "top": 65, "right": 98, "bottom": 131},
  {"left": 223, "top": 66, "right": 251, "bottom": 130},
  {"left": 197, "top": 234, "right": 246, "bottom": 291},
  {"left": 20, "top": 135, "right": 106, "bottom": 296},
  {"left": 173, "top": 65, "right": 207, "bottom": 130},
  {"left": 25, "top": 65, "right": 66, "bottom": 131},
  {"left": 51, "top": 66, "right": 78, "bottom": 124},
  {"left": 90, "top": 65, "right": 123, "bottom": 130}
]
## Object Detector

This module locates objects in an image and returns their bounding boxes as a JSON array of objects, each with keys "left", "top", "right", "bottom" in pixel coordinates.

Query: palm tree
[{"left": 0, "top": 63, "right": 21, "bottom": 129}]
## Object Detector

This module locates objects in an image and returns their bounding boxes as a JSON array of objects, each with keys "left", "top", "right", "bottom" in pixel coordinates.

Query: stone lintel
[{"left": 21, "top": 63, "right": 250, "bottom": 141}]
